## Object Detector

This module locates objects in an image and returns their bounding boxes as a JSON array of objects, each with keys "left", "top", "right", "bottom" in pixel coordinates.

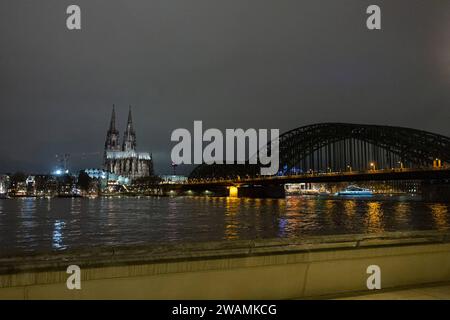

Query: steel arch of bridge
[{"left": 189, "top": 123, "right": 450, "bottom": 180}]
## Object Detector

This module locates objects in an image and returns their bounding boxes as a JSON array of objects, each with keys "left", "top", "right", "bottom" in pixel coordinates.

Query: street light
[
  {"left": 370, "top": 162, "right": 375, "bottom": 171},
  {"left": 434, "top": 158, "right": 442, "bottom": 168}
]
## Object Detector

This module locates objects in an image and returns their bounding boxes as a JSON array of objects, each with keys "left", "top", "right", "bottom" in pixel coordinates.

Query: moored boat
[{"left": 336, "top": 185, "right": 373, "bottom": 196}]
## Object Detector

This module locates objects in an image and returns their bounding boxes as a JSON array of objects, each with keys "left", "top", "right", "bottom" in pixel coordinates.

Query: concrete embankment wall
[{"left": 0, "top": 231, "right": 449, "bottom": 299}]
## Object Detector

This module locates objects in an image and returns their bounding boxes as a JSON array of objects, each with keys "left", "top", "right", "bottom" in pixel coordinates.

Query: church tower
[
  {"left": 122, "top": 106, "right": 137, "bottom": 152},
  {"left": 104, "top": 105, "right": 121, "bottom": 152}
]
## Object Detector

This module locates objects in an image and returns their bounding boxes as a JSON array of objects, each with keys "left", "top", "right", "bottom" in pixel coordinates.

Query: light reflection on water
[
  {"left": 429, "top": 203, "right": 449, "bottom": 230},
  {"left": 367, "top": 202, "right": 383, "bottom": 233},
  {"left": 0, "top": 195, "right": 448, "bottom": 255},
  {"left": 52, "top": 220, "right": 66, "bottom": 250}
]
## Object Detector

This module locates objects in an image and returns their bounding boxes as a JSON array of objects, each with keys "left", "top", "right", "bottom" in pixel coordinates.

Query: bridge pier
[
  {"left": 179, "top": 185, "right": 230, "bottom": 197},
  {"left": 180, "top": 184, "right": 286, "bottom": 198},
  {"left": 235, "top": 184, "right": 286, "bottom": 199},
  {"left": 179, "top": 184, "right": 286, "bottom": 198},
  {"left": 421, "top": 180, "right": 450, "bottom": 202}
]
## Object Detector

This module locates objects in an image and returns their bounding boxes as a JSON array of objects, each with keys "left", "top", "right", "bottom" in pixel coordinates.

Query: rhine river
[{"left": 0, "top": 196, "right": 449, "bottom": 256}]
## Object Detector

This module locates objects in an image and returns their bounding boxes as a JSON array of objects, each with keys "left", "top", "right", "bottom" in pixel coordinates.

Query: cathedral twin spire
[
  {"left": 105, "top": 105, "right": 137, "bottom": 153},
  {"left": 109, "top": 104, "right": 117, "bottom": 133},
  {"left": 122, "top": 106, "right": 136, "bottom": 152}
]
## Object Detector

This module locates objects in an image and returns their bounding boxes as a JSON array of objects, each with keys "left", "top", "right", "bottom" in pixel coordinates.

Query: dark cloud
[{"left": 0, "top": 0, "right": 449, "bottom": 174}]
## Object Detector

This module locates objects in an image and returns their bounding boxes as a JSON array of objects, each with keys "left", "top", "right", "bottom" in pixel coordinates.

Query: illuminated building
[
  {"left": 103, "top": 105, "right": 153, "bottom": 181},
  {"left": 0, "top": 175, "right": 9, "bottom": 196},
  {"left": 159, "top": 175, "right": 188, "bottom": 184},
  {"left": 84, "top": 169, "right": 130, "bottom": 186},
  {"left": 26, "top": 175, "right": 36, "bottom": 195}
]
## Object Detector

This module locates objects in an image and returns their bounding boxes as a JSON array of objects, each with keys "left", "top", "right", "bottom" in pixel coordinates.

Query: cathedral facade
[{"left": 104, "top": 106, "right": 153, "bottom": 180}]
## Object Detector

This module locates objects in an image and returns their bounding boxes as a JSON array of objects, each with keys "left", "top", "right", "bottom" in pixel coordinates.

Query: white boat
[
  {"left": 336, "top": 185, "right": 373, "bottom": 196},
  {"left": 285, "top": 183, "right": 330, "bottom": 196}
]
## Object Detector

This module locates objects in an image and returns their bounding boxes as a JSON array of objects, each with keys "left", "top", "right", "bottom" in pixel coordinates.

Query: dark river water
[{"left": 0, "top": 195, "right": 449, "bottom": 256}]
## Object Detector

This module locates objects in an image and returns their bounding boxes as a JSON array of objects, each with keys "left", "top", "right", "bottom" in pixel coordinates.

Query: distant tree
[
  {"left": 77, "top": 171, "right": 92, "bottom": 191},
  {"left": 57, "top": 174, "right": 75, "bottom": 188},
  {"left": 35, "top": 175, "right": 50, "bottom": 192},
  {"left": 10, "top": 172, "right": 27, "bottom": 185},
  {"left": 133, "top": 175, "right": 161, "bottom": 186}
]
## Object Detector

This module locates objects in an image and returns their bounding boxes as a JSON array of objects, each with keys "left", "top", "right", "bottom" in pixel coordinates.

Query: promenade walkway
[{"left": 337, "top": 283, "right": 450, "bottom": 300}]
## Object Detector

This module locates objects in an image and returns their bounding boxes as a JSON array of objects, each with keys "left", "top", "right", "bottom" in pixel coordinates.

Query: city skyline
[
  {"left": 1, "top": 0, "right": 450, "bottom": 174},
  {"left": 0, "top": 0, "right": 449, "bottom": 303}
]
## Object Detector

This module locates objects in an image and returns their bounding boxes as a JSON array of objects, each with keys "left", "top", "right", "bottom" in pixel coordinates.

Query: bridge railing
[{"left": 185, "top": 165, "right": 449, "bottom": 185}]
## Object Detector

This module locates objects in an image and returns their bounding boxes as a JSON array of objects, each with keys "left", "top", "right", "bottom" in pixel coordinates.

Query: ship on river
[
  {"left": 285, "top": 183, "right": 330, "bottom": 196},
  {"left": 336, "top": 185, "right": 373, "bottom": 196}
]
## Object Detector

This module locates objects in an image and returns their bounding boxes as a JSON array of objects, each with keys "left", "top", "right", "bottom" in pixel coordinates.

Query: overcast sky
[{"left": 0, "top": 0, "right": 449, "bottom": 174}]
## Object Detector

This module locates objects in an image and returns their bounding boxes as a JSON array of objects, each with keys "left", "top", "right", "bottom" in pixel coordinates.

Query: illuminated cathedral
[{"left": 103, "top": 106, "right": 153, "bottom": 180}]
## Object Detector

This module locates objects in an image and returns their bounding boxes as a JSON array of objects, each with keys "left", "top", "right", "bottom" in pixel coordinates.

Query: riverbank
[
  {"left": 335, "top": 282, "right": 450, "bottom": 299},
  {"left": 0, "top": 230, "right": 449, "bottom": 299}
]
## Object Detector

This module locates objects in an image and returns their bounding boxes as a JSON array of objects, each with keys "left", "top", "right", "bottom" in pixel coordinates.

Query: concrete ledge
[{"left": 0, "top": 230, "right": 449, "bottom": 299}]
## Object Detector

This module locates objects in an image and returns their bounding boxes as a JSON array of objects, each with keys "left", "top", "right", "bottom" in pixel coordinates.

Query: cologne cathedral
[{"left": 103, "top": 106, "right": 153, "bottom": 180}]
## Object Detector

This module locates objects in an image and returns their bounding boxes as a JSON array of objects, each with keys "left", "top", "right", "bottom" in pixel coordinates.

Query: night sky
[{"left": 1, "top": 0, "right": 449, "bottom": 175}]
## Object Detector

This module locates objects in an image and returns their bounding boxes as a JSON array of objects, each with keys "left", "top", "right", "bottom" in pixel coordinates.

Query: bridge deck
[{"left": 180, "top": 167, "right": 450, "bottom": 187}]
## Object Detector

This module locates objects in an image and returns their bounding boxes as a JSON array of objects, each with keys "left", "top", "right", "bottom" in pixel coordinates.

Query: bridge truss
[{"left": 189, "top": 123, "right": 450, "bottom": 180}]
